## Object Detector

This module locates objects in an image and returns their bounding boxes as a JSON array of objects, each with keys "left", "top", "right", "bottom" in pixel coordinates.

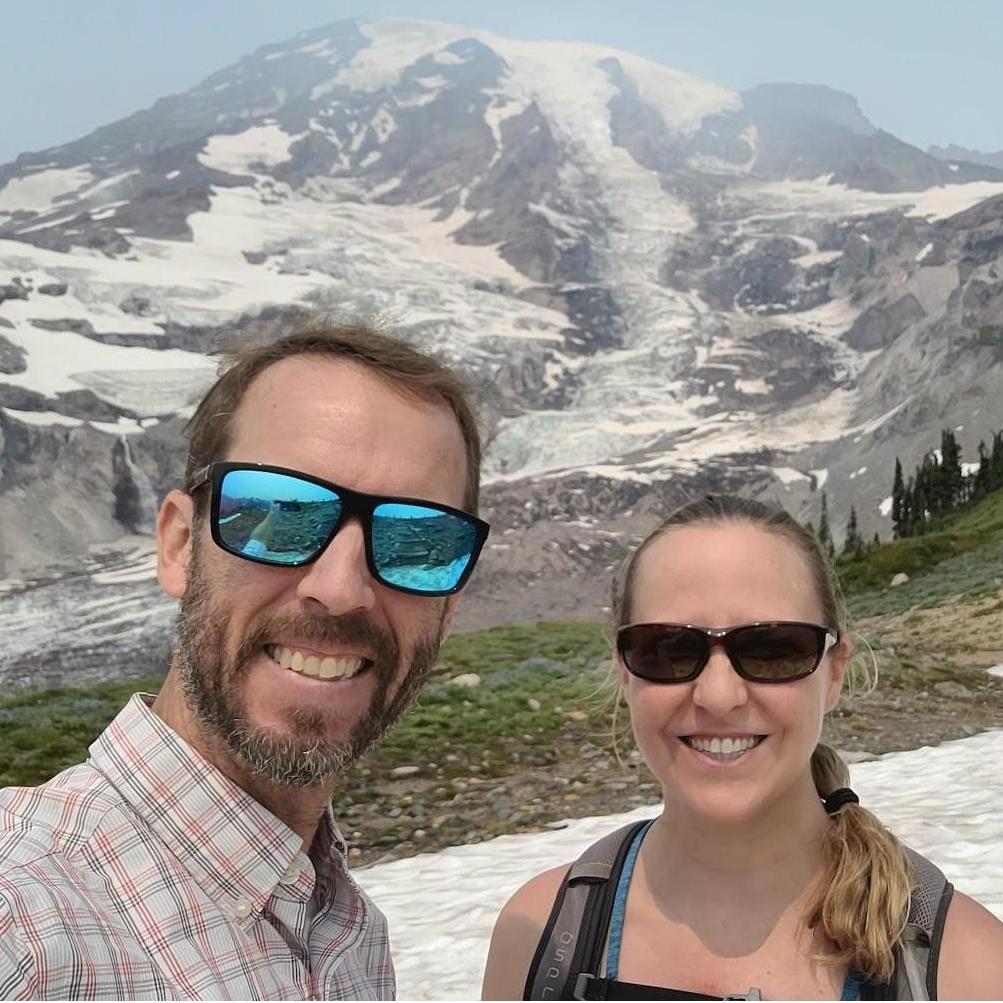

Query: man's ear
[
  {"left": 157, "top": 489, "right": 195, "bottom": 600},
  {"left": 440, "top": 594, "right": 460, "bottom": 641}
]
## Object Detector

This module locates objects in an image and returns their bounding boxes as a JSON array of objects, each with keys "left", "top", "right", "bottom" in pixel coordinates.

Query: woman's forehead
[{"left": 632, "top": 521, "right": 820, "bottom": 609}]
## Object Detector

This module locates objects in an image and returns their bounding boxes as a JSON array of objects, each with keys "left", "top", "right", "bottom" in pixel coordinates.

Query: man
[{"left": 0, "top": 326, "right": 488, "bottom": 999}]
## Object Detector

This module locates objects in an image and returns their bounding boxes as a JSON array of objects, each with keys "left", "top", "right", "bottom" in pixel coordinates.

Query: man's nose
[
  {"left": 691, "top": 644, "right": 749, "bottom": 713},
  {"left": 295, "top": 519, "right": 378, "bottom": 616}
]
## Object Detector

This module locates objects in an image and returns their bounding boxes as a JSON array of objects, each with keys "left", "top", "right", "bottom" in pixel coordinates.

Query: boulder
[{"left": 932, "top": 680, "right": 970, "bottom": 699}]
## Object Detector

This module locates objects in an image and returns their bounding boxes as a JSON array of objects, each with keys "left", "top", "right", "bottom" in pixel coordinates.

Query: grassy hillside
[{"left": 838, "top": 486, "right": 1003, "bottom": 617}]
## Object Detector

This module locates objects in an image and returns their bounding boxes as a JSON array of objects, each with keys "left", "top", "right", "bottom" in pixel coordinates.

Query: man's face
[{"left": 168, "top": 356, "right": 469, "bottom": 786}]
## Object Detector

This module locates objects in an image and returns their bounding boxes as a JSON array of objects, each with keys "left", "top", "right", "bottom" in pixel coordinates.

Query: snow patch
[
  {"left": 735, "top": 377, "right": 769, "bottom": 395},
  {"left": 748, "top": 176, "right": 1003, "bottom": 224},
  {"left": 916, "top": 241, "right": 934, "bottom": 262},
  {"left": 198, "top": 124, "right": 298, "bottom": 175},
  {"left": 432, "top": 49, "right": 467, "bottom": 65},
  {"left": 91, "top": 552, "right": 158, "bottom": 585},
  {"left": 0, "top": 314, "right": 214, "bottom": 412},
  {"left": 89, "top": 202, "right": 127, "bottom": 221},
  {"left": 89, "top": 417, "right": 147, "bottom": 436},
  {"left": 371, "top": 108, "right": 397, "bottom": 143},
  {"left": 810, "top": 468, "right": 829, "bottom": 489},
  {"left": 413, "top": 74, "right": 450, "bottom": 89},
  {"left": 298, "top": 40, "right": 335, "bottom": 57},
  {"left": 1, "top": 407, "right": 83, "bottom": 428},
  {"left": 772, "top": 467, "right": 809, "bottom": 486},
  {"left": 879, "top": 496, "right": 893, "bottom": 517},
  {"left": 0, "top": 166, "right": 94, "bottom": 214}
]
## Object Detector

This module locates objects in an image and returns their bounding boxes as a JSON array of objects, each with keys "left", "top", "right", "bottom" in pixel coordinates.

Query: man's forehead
[
  {"left": 235, "top": 355, "right": 442, "bottom": 424},
  {"left": 226, "top": 354, "right": 468, "bottom": 501}
]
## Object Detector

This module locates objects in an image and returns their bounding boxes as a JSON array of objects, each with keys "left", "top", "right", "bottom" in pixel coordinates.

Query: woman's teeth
[
  {"left": 267, "top": 645, "right": 365, "bottom": 680},
  {"left": 684, "top": 735, "right": 763, "bottom": 758}
]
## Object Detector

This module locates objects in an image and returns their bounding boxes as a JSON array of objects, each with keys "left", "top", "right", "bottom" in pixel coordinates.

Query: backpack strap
[
  {"left": 891, "top": 847, "right": 954, "bottom": 1000},
  {"left": 524, "top": 821, "right": 650, "bottom": 1000},
  {"left": 524, "top": 830, "right": 953, "bottom": 1001}
]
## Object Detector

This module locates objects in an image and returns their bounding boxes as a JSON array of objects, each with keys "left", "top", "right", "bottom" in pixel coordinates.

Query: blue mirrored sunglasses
[{"left": 187, "top": 462, "right": 489, "bottom": 597}]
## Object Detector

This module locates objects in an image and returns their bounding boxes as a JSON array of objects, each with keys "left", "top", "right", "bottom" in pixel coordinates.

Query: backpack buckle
[{"left": 572, "top": 972, "right": 603, "bottom": 1000}]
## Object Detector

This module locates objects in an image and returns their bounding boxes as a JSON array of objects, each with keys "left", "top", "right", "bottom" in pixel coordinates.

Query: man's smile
[{"left": 263, "top": 643, "right": 370, "bottom": 681}]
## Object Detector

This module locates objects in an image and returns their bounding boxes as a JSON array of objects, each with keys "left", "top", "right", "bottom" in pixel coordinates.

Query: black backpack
[{"left": 524, "top": 820, "right": 953, "bottom": 1000}]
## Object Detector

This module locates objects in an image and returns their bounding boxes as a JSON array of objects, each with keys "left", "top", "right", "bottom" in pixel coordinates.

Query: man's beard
[{"left": 173, "top": 538, "right": 446, "bottom": 787}]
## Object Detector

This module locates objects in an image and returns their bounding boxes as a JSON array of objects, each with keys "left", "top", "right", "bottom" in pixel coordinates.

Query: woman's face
[{"left": 620, "top": 521, "right": 848, "bottom": 824}]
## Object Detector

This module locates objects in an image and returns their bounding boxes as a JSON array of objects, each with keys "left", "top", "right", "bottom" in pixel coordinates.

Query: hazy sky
[{"left": 4, "top": 0, "right": 1001, "bottom": 164}]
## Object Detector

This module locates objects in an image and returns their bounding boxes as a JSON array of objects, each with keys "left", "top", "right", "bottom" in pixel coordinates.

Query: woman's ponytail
[{"left": 805, "top": 743, "right": 914, "bottom": 984}]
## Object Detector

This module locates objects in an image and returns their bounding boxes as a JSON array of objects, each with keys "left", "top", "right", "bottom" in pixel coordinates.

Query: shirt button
[
  {"left": 282, "top": 864, "right": 301, "bottom": 884},
  {"left": 232, "top": 898, "right": 253, "bottom": 919}
]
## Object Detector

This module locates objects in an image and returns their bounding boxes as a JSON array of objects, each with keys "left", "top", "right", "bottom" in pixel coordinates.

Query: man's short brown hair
[{"left": 183, "top": 325, "right": 482, "bottom": 514}]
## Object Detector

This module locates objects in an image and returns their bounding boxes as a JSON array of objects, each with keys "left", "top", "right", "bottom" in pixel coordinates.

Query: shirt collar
[{"left": 88, "top": 693, "right": 348, "bottom": 918}]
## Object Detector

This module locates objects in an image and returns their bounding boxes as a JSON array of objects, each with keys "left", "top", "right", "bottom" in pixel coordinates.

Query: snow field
[{"left": 357, "top": 730, "right": 1003, "bottom": 1000}]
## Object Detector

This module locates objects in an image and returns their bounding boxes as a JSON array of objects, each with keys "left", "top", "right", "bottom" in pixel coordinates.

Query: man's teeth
[
  {"left": 686, "top": 735, "right": 761, "bottom": 757},
  {"left": 269, "top": 645, "right": 364, "bottom": 680}
]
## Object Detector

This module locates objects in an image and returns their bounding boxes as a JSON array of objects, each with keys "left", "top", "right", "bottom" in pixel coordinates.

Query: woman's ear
[
  {"left": 616, "top": 652, "right": 632, "bottom": 703},
  {"left": 157, "top": 489, "right": 195, "bottom": 600},
  {"left": 824, "top": 636, "right": 853, "bottom": 712}
]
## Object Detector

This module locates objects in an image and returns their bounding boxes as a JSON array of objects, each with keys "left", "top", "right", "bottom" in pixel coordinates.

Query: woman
[{"left": 482, "top": 496, "right": 1003, "bottom": 1000}]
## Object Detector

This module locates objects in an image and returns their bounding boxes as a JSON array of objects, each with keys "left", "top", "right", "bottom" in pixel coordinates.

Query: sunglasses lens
[
  {"left": 371, "top": 502, "right": 479, "bottom": 594},
  {"left": 732, "top": 624, "right": 822, "bottom": 680},
  {"left": 619, "top": 625, "right": 705, "bottom": 682},
  {"left": 217, "top": 469, "right": 341, "bottom": 564}
]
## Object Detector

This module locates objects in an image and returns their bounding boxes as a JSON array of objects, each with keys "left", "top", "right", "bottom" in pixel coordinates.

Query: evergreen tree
[
  {"left": 871, "top": 531, "right": 880, "bottom": 551},
  {"left": 940, "top": 429, "right": 964, "bottom": 513},
  {"left": 843, "top": 506, "right": 863, "bottom": 558},
  {"left": 991, "top": 431, "right": 1003, "bottom": 492},
  {"left": 891, "top": 457, "right": 905, "bottom": 538},
  {"left": 817, "top": 492, "right": 835, "bottom": 559},
  {"left": 922, "top": 447, "right": 946, "bottom": 518},
  {"left": 911, "top": 475, "right": 929, "bottom": 535},
  {"left": 899, "top": 477, "right": 914, "bottom": 537},
  {"left": 973, "top": 440, "right": 990, "bottom": 502}
]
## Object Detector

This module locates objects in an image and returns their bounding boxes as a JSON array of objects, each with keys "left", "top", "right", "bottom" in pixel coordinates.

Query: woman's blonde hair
[{"left": 611, "top": 494, "right": 912, "bottom": 984}]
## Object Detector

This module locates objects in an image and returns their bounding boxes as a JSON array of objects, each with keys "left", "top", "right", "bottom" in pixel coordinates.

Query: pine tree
[
  {"left": 940, "top": 429, "right": 964, "bottom": 513},
  {"left": 973, "top": 440, "right": 990, "bottom": 502},
  {"left": 871, "top": 531, "right": 880, "bottom": 551},
  {"left": 922, "top": 447, "right": 946, "bottom": 518},
  {"left": 843, "top": 506, "right": 863, "bottom": 558},
  {"left": 911, "top": 475, "right": 929, "bottom": 535},
  {"left": 891, "top": 457, "right": 905, "bottom": 538},
  {"left": 899, "top": 477, "right": 913, "bottom": 537},
  {"left": 817, "top": 492, "right": 835, "bottom": 559},
  {"left": 991, "top": 431, "right": 1003, "bottom": 492}
]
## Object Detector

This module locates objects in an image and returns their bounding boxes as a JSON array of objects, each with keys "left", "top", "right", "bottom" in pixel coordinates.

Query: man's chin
[{"left": 228, "top": 725, "right": 361, "bottom": 788}]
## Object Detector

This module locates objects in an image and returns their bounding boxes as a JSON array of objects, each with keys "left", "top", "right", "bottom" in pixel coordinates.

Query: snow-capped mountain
[{"left": 2, "top": 18, "right": 1003, "bottom": 680}]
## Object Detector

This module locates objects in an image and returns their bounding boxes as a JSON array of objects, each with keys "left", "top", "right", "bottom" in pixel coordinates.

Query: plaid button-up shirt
[{"left": 0, "top": 694, "right": 395, "bottom": 1000}]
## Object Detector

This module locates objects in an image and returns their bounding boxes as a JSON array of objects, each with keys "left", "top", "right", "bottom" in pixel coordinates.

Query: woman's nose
[{"left": 690, "top": 644, "right": 749, "bottom": 713}]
